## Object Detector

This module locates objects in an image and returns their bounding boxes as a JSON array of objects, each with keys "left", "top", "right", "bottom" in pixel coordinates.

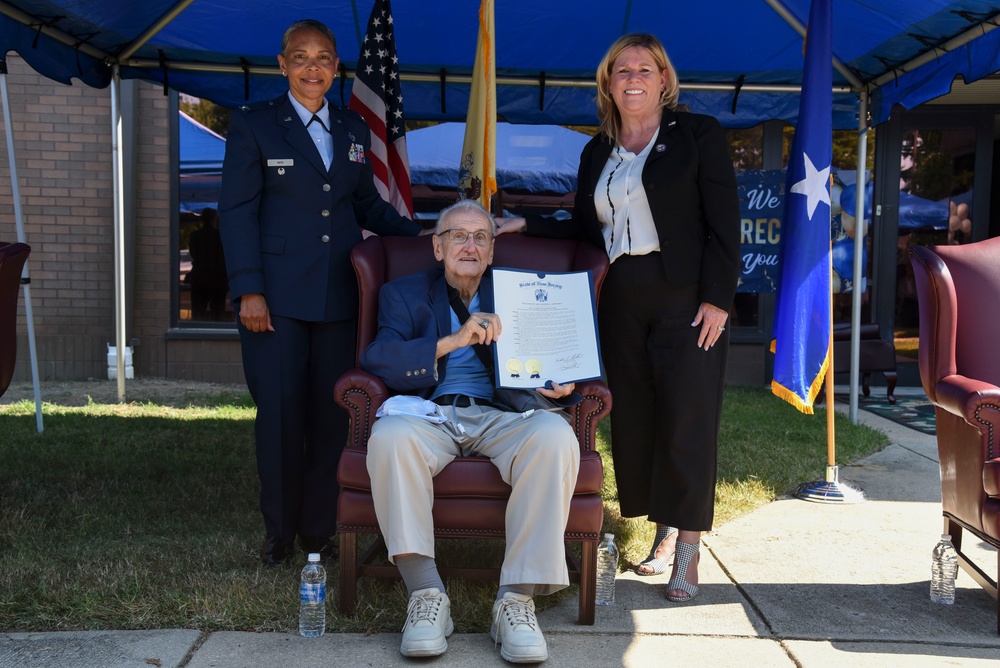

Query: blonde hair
[{"left": 595, "top": 34, "right": 679, "bottom": 145}]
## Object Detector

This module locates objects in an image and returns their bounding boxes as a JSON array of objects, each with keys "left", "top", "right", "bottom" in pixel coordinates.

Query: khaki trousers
[{"left": 367, "top": 405, "right": 580, "bottom": 594}]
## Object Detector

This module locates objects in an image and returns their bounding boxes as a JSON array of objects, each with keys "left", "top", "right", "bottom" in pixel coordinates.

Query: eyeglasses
[{"left": 435, "top": 228, "right": 493, "bottom": 247}]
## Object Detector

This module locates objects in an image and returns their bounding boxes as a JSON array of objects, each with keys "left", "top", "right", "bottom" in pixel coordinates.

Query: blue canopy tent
[
  {"left": 178, "top": 110, "right": 225, "bottom": 212},
  {"left": 1, "top": 1, "right": 1000, "bottom": 128},
  {"left": 2, "top": 0, "right": 1000, "bottom": 404}
]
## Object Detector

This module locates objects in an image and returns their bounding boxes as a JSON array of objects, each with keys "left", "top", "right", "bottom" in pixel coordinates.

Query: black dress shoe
[
  {"left": 261, "top": 536, "right": 294, "bottom": 566},
  {"left": 300, "top": 535, "right": 339, "bottom": 560}
]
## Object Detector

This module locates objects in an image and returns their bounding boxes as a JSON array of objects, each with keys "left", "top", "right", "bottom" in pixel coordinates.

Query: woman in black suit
[{"left": 499, "top": 33, "right": 740, "bottom": 602}]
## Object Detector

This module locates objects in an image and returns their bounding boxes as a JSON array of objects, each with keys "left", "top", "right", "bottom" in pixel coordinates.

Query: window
[{"left": 176, "top": 97, "right": 233, "bottom": 327}]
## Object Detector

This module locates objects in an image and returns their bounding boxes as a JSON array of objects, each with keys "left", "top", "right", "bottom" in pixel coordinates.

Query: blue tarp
[
  {"left": 2, "top": 1, "right": 1000, "bottom": 128},
  {"left": 176, "top": 116, "right": 589, "bottom": 207},
  {"left": 179, "top": 111, "right": 225, "bottom": 174},
  {"left": 178, "top": 111, "right": 225, "bottom": 210},
  {"left": 408, "top": 122, "right": 590, "bottom": 193}
]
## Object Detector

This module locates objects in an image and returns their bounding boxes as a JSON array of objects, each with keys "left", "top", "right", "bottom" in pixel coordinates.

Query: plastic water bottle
[
  {"left": 930, "top": 534, "right": 959, "bottom": 605},
  {"left": 299, "top": 553, "right": 326, "bottom": 637},
  {"left": 595, "top": 533, "right": 619, "bottom": 605}
]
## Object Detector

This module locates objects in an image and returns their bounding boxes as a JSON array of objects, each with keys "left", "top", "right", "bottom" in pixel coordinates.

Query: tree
[{"left": 180, "top": 98, "right": 230, "bottom": 138}]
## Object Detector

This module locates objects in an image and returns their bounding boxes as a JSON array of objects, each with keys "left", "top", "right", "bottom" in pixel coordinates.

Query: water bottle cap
[
  {"left": 308, "top": 553, "right": 321, "bottom": 562},
  {"left": 941, "top": 534, "right": 951, "bottom": 541},
  {"left": 603, "top": 533, "right": 614, "bottom": 540}
]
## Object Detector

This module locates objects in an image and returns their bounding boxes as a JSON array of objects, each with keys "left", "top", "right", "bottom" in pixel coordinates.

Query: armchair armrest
[
  {"left": 568, "top": 380, "right": 612, "bottom": 452},
  {"left": 334, "top": 371, "right": 612, "bottom": 455},
  {"left": 335, "top": 369, "right": 390, "bottom": 451},
  {"left": 935, "top": 374, "right": 1000, "bottom": 460}
]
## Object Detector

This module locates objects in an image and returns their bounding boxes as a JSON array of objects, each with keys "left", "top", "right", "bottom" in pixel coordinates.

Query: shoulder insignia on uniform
[{"left": 238, "top": 97, "right": 282, "bottom": 113}]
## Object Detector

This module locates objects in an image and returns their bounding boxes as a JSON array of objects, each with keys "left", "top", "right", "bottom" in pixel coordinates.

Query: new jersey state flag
[
  {"left": 771, "top": 0, "right": 833, "bottom": 414},
  {"left": 458, "top": 0, "right": 497, "bottom": 212}
]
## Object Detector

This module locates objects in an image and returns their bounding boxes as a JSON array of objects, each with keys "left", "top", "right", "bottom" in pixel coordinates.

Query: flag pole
[
  {"left": 795, "top": 229, "right": 865, "bottom": 504},
  {"left": 769, "top": 0, "right": 863, "bottom": 503}
]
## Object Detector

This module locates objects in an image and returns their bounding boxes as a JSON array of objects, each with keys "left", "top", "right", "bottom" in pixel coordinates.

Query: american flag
[{"left": 348, "top": 0, "right": 414, "bottom": 218}]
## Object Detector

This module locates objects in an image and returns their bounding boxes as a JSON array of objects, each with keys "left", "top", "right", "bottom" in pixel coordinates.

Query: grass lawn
[{"left": 0, "top": 383, "right": 888, "bottom": 633}]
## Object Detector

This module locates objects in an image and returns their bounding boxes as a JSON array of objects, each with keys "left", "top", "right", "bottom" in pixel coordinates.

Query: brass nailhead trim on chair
[{"left": 974, "top": 403, "right": 1000, "bottom": 460}]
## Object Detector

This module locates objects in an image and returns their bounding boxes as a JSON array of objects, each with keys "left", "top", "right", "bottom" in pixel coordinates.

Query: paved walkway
[{"left": 2, "top": 389, "right": 998, "bottom": 667}]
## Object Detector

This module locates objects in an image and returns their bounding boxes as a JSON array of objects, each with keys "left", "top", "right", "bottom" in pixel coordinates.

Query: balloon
[
  {"left": 831, "top": 180, "right": 843, "bottom": 217},
  {"left": 839, "top": 181, "right": 872, "bottom": 219},
  {"left": 832, "top": 236, "right": 866, "bottom": 283}
]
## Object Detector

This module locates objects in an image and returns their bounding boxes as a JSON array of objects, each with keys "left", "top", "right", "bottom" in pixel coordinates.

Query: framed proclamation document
[{"left": 490, "top": 267, "right": 603, "bottom": 389}]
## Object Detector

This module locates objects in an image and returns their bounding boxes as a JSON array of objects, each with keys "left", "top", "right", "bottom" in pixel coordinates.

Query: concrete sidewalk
[{"left": 3, "top": 391, "right": 999, "bottom": 667}]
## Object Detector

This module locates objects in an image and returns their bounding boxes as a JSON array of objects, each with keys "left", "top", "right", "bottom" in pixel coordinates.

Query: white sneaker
[
  {"left": 399, "top": 587, "right": 453, "bottom": 657},
  {"left": 490, "top": 592, "right": 548, "bottom": 663}
]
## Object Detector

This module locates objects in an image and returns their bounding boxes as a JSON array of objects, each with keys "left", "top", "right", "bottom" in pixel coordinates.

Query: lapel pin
[
  {"left": 277, "top": 167, "right": 285, "bottom": 175},
  {"left": 656, "top": 144, "right": 667, "bottom": 152}
]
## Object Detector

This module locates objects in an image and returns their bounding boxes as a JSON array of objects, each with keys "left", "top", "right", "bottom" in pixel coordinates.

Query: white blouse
[{"left": 594, "top": 133, "right": 661, "bottom": 263}]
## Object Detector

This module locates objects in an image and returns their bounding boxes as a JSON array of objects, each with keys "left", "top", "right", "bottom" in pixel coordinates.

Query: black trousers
[
  {"left": 238, "top": 312, "right": 353, "bottom": 545},
  {"left": 598, "top": 253, "right": 728, "bottom": 531}
]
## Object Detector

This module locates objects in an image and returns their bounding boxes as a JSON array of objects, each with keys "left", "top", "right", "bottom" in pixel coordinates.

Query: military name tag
[{"left": 267, "top": 159, "right": 294, "bottom": 167}]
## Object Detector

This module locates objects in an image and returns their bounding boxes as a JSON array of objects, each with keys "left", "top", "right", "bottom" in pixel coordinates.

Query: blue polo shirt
[{"left": 432, "top": 292, "right": 493, "bottom": 401}]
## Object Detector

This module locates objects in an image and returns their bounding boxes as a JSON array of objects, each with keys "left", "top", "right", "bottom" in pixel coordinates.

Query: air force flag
[{"left": 771, "top": 0, "right": 833, "bottom": 414}]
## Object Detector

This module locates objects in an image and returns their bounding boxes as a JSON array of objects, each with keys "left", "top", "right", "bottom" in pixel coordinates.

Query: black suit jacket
[{"left": 526, "top": 109, "right": 741, "bottom": 311}]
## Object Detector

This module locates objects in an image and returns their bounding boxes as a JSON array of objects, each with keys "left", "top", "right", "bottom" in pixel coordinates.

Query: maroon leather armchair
[
  {"left": 334, "top": 233, "right": 611, "bottom": 625},
  {"left": 910, "top": 237, "right": 1000, "bottom": 633},
  {"left": 0, "top": 242, "right": 30, "bottom": 399},
  {"left": 832, "top": 322, "right": 897, "bottom": 404}
]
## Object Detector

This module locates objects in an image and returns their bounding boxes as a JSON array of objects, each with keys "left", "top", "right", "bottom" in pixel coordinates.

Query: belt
[{"left": 432, "top": 393, "right": 495, "bottom": 409}]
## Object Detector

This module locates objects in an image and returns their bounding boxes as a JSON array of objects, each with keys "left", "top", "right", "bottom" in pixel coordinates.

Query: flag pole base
[{"left": 794, "top": 465, "right": 866, "bottom": 504}]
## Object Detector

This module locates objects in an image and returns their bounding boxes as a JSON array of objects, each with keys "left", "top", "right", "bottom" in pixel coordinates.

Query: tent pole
[
  {"left": 848, "top": 91, "right": 869, "bottom": 424},
  {"left": 111, "top": 66, "right": 126, "bottom": 402},
  {"left": 0, "top": 61, "right": 43, "bottom": 432},
  {"left": 761, "top": 0, "right": 862, "bottom": 88}
]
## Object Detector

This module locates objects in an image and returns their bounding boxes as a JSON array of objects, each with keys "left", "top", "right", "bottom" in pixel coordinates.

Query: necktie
[
  {"left": 308, "top": 114, "right": 330, "bottom": 133},
  {"left": 307, "top": 113, "right": 333, "bottom": 171}
]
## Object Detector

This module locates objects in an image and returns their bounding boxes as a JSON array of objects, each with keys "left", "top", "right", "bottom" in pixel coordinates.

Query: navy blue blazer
[
  {"left": 526, "top": 109, "right": 741, "bottom": 311},
  {"left": 360, "top": 267, "right": 489, "bottom": 394},
  {"left": 219, "top": 94, "right": 421, "bottom": 322}
]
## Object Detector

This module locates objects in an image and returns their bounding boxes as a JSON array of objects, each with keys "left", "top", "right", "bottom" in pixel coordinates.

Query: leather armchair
[
  {"left": 335, "top": 233, "right": 611, "bottom": 625},
  {"left": 910, "top": 238, "right": 1000, "bottom": 634},
  {"left": 832, "top": 322, "right": 897, "bottom": 404},
  {"left": 0, "top": 242, "right": 30, "bottom": 399}
]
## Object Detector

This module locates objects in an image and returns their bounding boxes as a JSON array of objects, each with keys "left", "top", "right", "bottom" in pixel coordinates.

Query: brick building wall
[
  {"left": 1, "top": 54, "right": 246, "bottom": 386},
  {"left": 0, "top": 55, "right": 117, "bottom": 380}
]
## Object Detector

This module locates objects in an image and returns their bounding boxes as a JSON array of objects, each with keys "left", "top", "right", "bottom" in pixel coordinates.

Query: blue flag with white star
[{"left": 771, "top": 0, "right": 832, "bottom": 414}]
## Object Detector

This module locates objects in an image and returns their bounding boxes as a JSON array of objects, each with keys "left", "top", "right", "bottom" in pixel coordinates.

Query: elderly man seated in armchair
[{"left": 360, "top": 199, "right": 582, "bottom": 663}]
